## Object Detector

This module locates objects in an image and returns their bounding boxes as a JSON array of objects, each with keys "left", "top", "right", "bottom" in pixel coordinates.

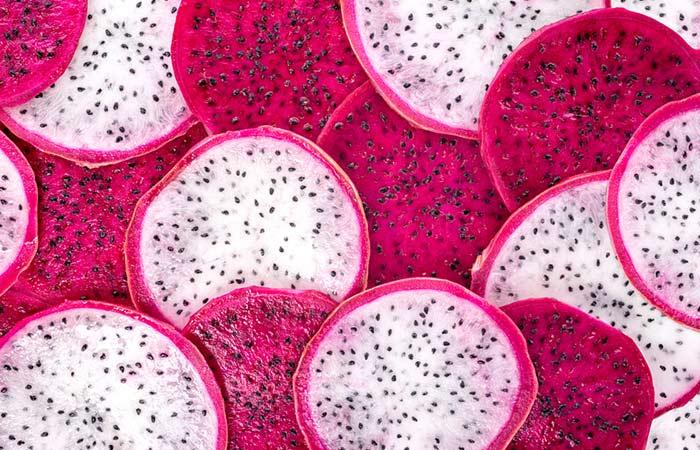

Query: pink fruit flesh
[
  {"left": 171, "top": 0, "right": 366, "bottom": 139},
  {"left": 608, "top": 94, "right": 700, "bottom": 330},
  {"left": 0, "top": 0, "right": 86, "bottom": 106},
  {"left": 0, "top": 290, "right": 46, "bottom": 337},
  {"left": 318, "top": 82, "right": 507, "bottom": 287},
  {"left": 185, "top": 287, "right": 335, "bottom": 449},
  {"left": 6, "top": 124, "right": 207, "bottom": 305},
  {"left": 294, "top": 278, "right": 537, "bottom": 450},
  {"left": 502, "top": 298, "right": 655, "bottom": 449},
  {"left": 480, "top": 8, "right": 700, "bottom": 211}
]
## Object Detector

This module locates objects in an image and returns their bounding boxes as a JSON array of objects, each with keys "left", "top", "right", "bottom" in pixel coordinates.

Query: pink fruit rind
[
  {"left": 0, "top": 109, "right": 198, "bottom": 167},
  {"left": 293, "top": 277, "right": 537, "bottom": 450},
  {"left": 339, "top": 0, "right": 478, "bottom": 140},
  {"left": 607, "top": 94, "right": 700, "bottom": 330},
  {"left": 0, "top": 132, "right": 38, "bottom": 295},
  {"left": 471, "top": 171, "right": 611, "bottom": 295},
  {"left": 125, "top": 126, "right": 370, "bottom": 324},
  {"left": 0, "top": 299, "right": 228, "bottom": 449}
]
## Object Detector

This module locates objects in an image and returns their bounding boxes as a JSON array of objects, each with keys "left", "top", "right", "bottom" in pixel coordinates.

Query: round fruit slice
[
  {"left": 647, "top": 393, "right": 700, "bottom": 449},
  {"left": 0, "top": 301, "right": 227, "bottom": 449},
  {"left": 609, "top": 94, "right": 700, "bottom": 330},
  {"left": 0, "top": 132, "right": 37, "bottom": 295},
  {"left": 171, "top": 0, "right": 367, "bottom": 140},
  {"left": 472, "top": 171, "right": 700, "bottom": 415},
  {"left": 127, "top": 127, "right": 369, "bottom": 329},
  {"left": 0, "top": 0, "right": 86, "bottom": 106},
  {"left": 0, "top": 0, "right": 195, "bottom": 165},
  {"left": 502, "top": 298, "right": 655, "bottom": 449},
  {"left": 340, "top": 0, "right": 604, "bottom": 138},
  {"left": 480, "top": 8, "right": 700, "bottom": 210},
  {"left": 185, "top": 287, "right": 335, "bottom": 449},
  {"left": 293, "top": 278, "right": 537, "bottom": 450},
  {"left": 611, "top": 0, "right": 700, "bottom": 48}
]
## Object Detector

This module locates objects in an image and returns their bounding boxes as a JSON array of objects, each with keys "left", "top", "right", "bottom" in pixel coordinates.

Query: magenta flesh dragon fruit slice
[
  {"left": 0, "top": 0, "right": 86, "bottom": 106},
  {"left": 608, "top": 95, "right": 700, "bottom": 330},
  {"left": 4, "top": 124, "right": 206, "bottom": 305},
  {"left": 170, "top": 0, "right": 366, "bottom": 140},
  {"left": 0, "top": 301, "right": 227, "bottom": 448},
  {"left": 340, "top": 0, "right": 604, "bottom": 137},
  {"left": 127, "top": 127, "right": 369, "bottom": 329},
  {"left": 647, "top": 393, "right": 699, "bottom": 449},
  {"left": 611, "top": 0, "right": 700, "bottom": 48},
  {"left": 317, "top": 82, "right": 507, "bottom": 287},
  {"left": 0, "top": 132, "right": 37, "bottom": 295},
  {"left": 0, "top": 0, "right": 196, "bottom": 165},
  {"left": 293, "top": 278, "right": 537, "bottom": 449},
  {"left": 480, "top": 8, "right": 700, "bottom": 210},
  {"left": 471, "top": 172, "right": 700, "bottom": 415},
  {"left": 502, "top": 298, "right": 655, "bottom": 449},
  {"left": 185, "top": 287, "right": 335, "bottom": 449}
]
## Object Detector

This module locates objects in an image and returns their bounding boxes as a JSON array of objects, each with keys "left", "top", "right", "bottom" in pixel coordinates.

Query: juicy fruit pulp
[
  {"left": 171, "top": 0, "right": 366, "bottom": 139},
  {"left": 185, "top": 287, "right": 335, "bottom": 449},
  {"left": 341, "top": 0, "right": 604, "bottom": 137},
  {"left": 609, "top": 95, "right": 700, "bottom": 330},
  {"left": 127, "top": 127, "right": 369, "bottom": 329},
  {"left": 503, "top": 298, "right": 654, "bottom": 449},
  {"left": 471, "top": 172, "right": 700, "bottom": 414},
  {"left": 318, "top": 82, "right": 507, "bottom": 287},
  {"left": 612, "top": 0, "right": 700, "bottom": 48},
  {"left": 294, "top": 278, "right": 536, "bottom": 450},
  {"left": 480, "top": 8, "right": 700, "bottom": 210},
  {"left": 0, "top": 301, "right": 227, "bottom": 449},
  {"left": 647, "top": 393, "right": 700, "bottom": 449}
]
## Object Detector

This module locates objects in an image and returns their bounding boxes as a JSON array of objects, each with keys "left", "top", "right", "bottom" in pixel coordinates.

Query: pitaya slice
[
  {"left": 5, "top": 124, "right": 206, "bottom": 305},
  {"left": 0, "top": 132, "right": 37, "bottom": 295},
  {"left": 317, "top": 82, "right": 507, "bottom": 287},
  {"left": 0, "top": 301, "right": 227, "bottom": 448},
  {"left": 502, "top": 298, "right": 655, "bottom": 449},
  {"left": 471, "top": 171, "right": 700, "bottom": 415},
  {"left": 480, "top": 8, "right": 700, "bottom": 211},
  {"left": 0, "top": 0, "right": 86, "bottom": 106},
  {"left": 340, "top": 0, "right": 604, "bottom": 138},
  {"left": 184, "top": 287, "right": 335, "bottom": 449},
  {"left": 127, "top": 127, "right": 369, "bottom": 329},
  {"left": 611, "top": 0, "right": 700, "bottom": 48},
  {"left": 293, "top": 278, "right": 537, "bottom": 449},
  {"left": 0, "top": 0, "right": 196, "bottom": 165},
  {"left": 170, "top": 0, "right": 367, "bottom": 140},
  {"left": 608, "top": 94, "right": 700, "bottom": 330},
  {"left": 647, "top": 393, "right": 699, "bottom": 449}
]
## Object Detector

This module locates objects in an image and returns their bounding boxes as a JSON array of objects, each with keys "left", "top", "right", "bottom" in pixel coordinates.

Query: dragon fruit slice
[
  {"left": 611, "top": 0, "right": 700, "bottom": 48},
  {"left": 502, "top": 298, "right": 655, "bottom": 449},
  {"left": 0, "top": 0, "right": 86, "bottom": 106},
  {"left": 471, "top": 171, "right": 700, "bottom": 415},
  {"left": 127, "top": 127, "right": 369, "bottom": 329},
  {"left": 647, "top": 393, "right": 699, "bottom": 449},
  {"left": 0, "top": 301, "right": 227, "bottom": 448},
  {"left": 317, "top": 82, "right": 507, "bottom": 287},
  {"left": 5, "top": 124, "right": 206, "bottom": 305},
  {"left": 480, "top": 8, "right": 700, "bottom": 211},
  {"left": 609, "top": 95, "right": 700, "bottom": 330},
  {"left": 0, "top": 132, "right": 37, "bottom": 295},
  {"left": 340, "top": 0, "right": 604, "bottom": 138},
  {"left": 185, "top": 287, "right": 335, "bottom": 449},
  {"left": 170, "top": 0, "right": 366, "bottom": 140},
  {"left": 0, "top": 0, "right": 196, "bottom": 165},
  {"left": 293, "top": 278, "right": 537, "bottom": 449}
]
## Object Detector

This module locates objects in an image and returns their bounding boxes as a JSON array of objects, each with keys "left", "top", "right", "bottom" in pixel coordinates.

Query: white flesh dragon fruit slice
[
  {"left": 340, "top": 0, "right": 604, "bottom": 137},
  {"left": 293, "top": 278, "right": 537, "bottom": 449},
  {"left": 611, "top": 0, "right": 700, "bottom": 48},
  {"left": 0, "top": 0, "right": 194, "bottom": 165},
  {"left": 0, "top": 301, "right": 226, "bottom": 449},
  {"left": 609, "top": 95, "right": 700, "bottom": 330},
  {"left": 471, "top": 172, "right": 700, "bottom": 415},
  {"left": 647, "top": 393, "right": 700, "bottom": 449},
  {"left": 126, "top": 127, "right": 369, "bottom": 329},
  {"left": 0, "top": 132, "right": 37, "bottom": 295}
]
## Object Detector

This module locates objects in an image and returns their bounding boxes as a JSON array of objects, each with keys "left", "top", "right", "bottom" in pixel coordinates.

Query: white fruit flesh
[
  {"left": 647, "top": 394, "right": 700, "bottom": 449},
  {"left": 612, "top": 0, "right": 700, "bottom": 47},
  {"left": 0, "top": 148, "right": 30, "bottom": 274}
]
